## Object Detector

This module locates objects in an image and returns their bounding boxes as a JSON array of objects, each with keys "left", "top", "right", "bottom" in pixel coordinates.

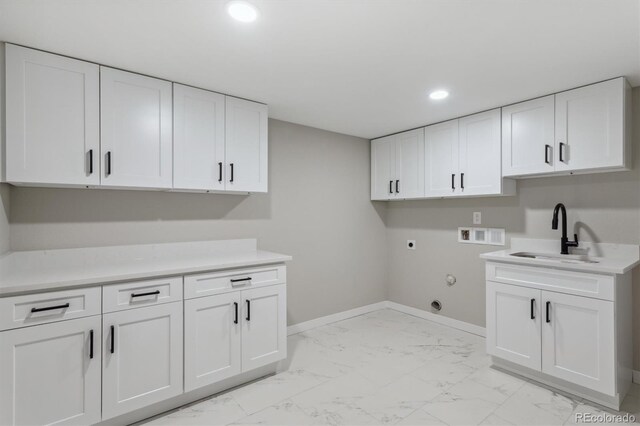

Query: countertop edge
[
  {"left": 480, "top": 252, "right": 638, "bottom": 275},
  {"left": 0, "top": 254, "right": 292, "bottom": 297}
]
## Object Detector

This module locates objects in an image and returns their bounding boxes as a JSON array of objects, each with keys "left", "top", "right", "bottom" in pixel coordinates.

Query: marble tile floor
[{"left": 140, "top": 309, "right": 640, "bottom": 426}]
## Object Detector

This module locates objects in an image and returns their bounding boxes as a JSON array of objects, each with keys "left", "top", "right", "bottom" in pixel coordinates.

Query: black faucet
[{"left": 552, "top": 203, "right": 579, "bottom": 255}]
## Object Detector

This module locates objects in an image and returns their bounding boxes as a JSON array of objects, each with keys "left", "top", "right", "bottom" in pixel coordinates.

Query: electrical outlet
[
  {"left": 407, "top": 240, "right": 416, "bottom": 250},
  {"left": 473, "top": 211, "right": 482, "bottom": 225}
]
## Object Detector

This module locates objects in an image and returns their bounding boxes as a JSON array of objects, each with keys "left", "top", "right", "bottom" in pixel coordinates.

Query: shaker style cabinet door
[
  {"left": 102, "top": 302, "right": 183, "bottom": 420},
  {"left": 424, "top": 119, "right": 459, "bottom": 197},
  {"left": 225, "top": 96, "right": 268, "bottom": 193},
  {"left": 100, "top": 67, "right": 173, "bottom": 189},
  {"left": 0, "top": 316, "right": 102, "bottom": 426},
  {"left": 241, "top": 284, "right": 287, "bottom": 372},
  {"left": 371, "top": 135, "right": 396, "bottom": 200},
  {"left": 541, "top": 291, "right": 615, "bottom": 395},
  {"left": 395, "top": 128, "right": 425, "bottom": 198},
  {"left": 458, "top": 109, "right": 502, "bottom": 196},
  {"left": 5, "top": 44, "right": 100, "bottom": 186},
  {"left": 173, "top": 84, "right": 226, "bottom": 191},
  {"left": 554, "top": 78, "right": 627, "bottom": 173},
  {"left": 486, "top": 281, "right": 542, "bottom": 371},
  {"left": 184, "top": 292, "right": 242, "bottom": 391},
  {"left": 502, "top": 95, "right": 555, "bottom": 176}
]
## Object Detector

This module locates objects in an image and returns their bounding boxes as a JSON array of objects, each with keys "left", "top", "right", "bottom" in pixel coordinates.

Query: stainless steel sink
[{"left": 510, "top": 251, "right": 599, "bottom": 264}]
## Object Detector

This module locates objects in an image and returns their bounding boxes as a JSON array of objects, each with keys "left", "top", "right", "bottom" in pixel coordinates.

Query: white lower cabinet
[
  {"left": 184, "top": 292, "right": 242, "bottom": 392},
  {"left": 486, "top": 282, "right": 541, "bottom": 370},
  {"left": 102, "top": 302, "right": 183, "bottom": 420},
  {"left": 184, "top": 283, "right": 287, "bottom": 391},
  {"left": 241, "top": 285, "right": 287, "bottom": 371},
  {"left": 541, "top": 291, "right": 615, "bottom": 395},
  {"left": 0, "top": 316, "right": 102, "bottom": 426},
  {"left": 486, "top": 261, "right": 631, "bottom": 408},
  {"left": 0, "top": 265, "right": 287, "bottom": 425}
]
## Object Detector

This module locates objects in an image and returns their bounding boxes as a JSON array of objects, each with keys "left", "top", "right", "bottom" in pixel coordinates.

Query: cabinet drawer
[
  {"left": 0, "top": 287, "right": 101, "bottom": 331},
  {"left": 185, "top": 265, "right": 286, "bottom": 300},
  {"left": 486, "top": 262, "right": 615, "bottom": 301},
  {"left": 103, "top": 276, "right": 183, "bottom": 313}
]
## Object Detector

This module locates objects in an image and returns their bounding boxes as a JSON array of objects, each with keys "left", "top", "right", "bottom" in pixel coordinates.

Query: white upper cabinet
[
  {"left": 423, "top": 110, "right": 514, "bottom": 199},
  {"left": 5, "top": 44, "right": 100, "bottom": 186},
  {"left": 100, "top": 67, "right": 173, "bottom": 189},
  {"left": 395, "top": 129, "right": 425, "bottom": 199},
  {"left": 501, "top": 78, "right": 630, "bottom": 178},
  {"left": 371, "top": 129, "right": 424, "bottom": 200},
  {"left": 424, "top": 119, "right": 459, "bottom": 197},
  {"left": 458, "top": 109, "right": 505, "bottom": 196},
  {"left": 371, "top": 135, "right": 396, "bottom": 200},
  {"left": 502, "top": 95, "right": 555, "bottom": 176},
  {"left": 225, "top": 97, "right": 268, "bottom": 193},
  {"left": 173, "top": 84, "right": 226, "bottom": 191},
  {"left": 555, "top": 78, "right": 629, "bottom": 173}
]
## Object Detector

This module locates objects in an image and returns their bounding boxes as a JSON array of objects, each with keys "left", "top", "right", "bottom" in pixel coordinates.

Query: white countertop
[
  {"left": 0, "top": 239, "right": 292, "bottom": 297},
  {"left": 480, "top": 238, "right": 640, "bottom": 275}
]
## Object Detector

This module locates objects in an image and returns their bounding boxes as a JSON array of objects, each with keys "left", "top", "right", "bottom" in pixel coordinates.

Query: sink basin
[{"left": 510, "top": 251, "right": 600, "bottom": 264}]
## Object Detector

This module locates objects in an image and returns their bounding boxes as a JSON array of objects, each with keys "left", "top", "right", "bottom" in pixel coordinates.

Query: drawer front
[
  {"left": 0, "top": 287, "right": 101, "bottom": 331},
  {"left": 486, "top": 262, "right": 614, "bottom": 301},
  {"left": 185, "top": 265, "right": 286, "bottom": 299},
  {"left": 103, "top": 276, "right": 183, "bottom": 313}
]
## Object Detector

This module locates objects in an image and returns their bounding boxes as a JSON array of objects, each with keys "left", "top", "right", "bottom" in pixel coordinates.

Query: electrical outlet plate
[{"left": 473, "top": 212, "right": 482, "bottom": 225}]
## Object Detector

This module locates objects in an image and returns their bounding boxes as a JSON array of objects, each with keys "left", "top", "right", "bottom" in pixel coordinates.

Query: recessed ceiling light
[
  {"left": 429, "top": 90, "right": 449, "bottom": 100},
  {"left": 227, "top": 1, "right": 259, "bottom": 23}
]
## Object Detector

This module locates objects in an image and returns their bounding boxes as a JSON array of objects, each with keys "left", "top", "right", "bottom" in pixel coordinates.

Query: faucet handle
[{"left": 574, "top": 233, "right": 579, "bottom": 243}]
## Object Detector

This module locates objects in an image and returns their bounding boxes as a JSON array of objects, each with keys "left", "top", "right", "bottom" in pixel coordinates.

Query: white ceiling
[{"left": 0, "top": 0, "right": 638, "bottom": 139}]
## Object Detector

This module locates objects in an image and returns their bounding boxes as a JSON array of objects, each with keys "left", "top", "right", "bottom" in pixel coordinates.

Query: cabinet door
[
  {"left": 5, "top": 44, "right": 100, "bottom": 186},
  {"left": 102, "top": 303, "right": 183, "bottom": 420},
  {"left": 395, "top": 129, "right": 425, "bottom": 198},
  {"left": 371, "top": 135, "right": 396, "bottom": 200},
  {"left": 0, "top": 316, "right": 101, "bottom": 426},
  {"left": 225, "top": 97, "right": 268, "bottom": 192},
  {"left": 173, "top": 84, "right": 226, "bottom": 191},
  {"left": 502, "top": 96, "right": 555, "bottom": 176},
  {"left": 458, "top": 109, "right": 502, "bottom": 196},
  {"left": 100, "top": 67, "right": 173, "bottom": 189},
  {"left": 184, "top": 292, "right": 241, "bottom": 392},
  {"left": 486, "top": 281, "right": 542, "bottom": 371},
  {"left": 424, "top": 119, "right": 459, "bottom": 197},
  {"left": 241, "top": 284, "right": 287, "bottom": 372},
  {"left": 555, "top": 78, "right": 626, "bottom": 172},
  {"left": 542, "top": 291, "right": 615, "bottom": 395}
]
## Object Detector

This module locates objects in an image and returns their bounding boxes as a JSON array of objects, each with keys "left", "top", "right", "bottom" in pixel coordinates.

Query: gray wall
[
  {"left": 7, "top": 119, "right": 389, "bottom": 325},
  {"left": 386, "top": 87, "right": 640, "bottom": 370},
  {"left": 0, "top": 183, "right": 9, "bottom": 254}
]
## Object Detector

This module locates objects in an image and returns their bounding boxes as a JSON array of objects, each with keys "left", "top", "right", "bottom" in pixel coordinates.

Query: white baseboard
[
  {"left": 287, "top": 300, "right": 485, "bottom": 337},
  {"left": 287, "top": 301, "right": 387, "bottom": 335},
  {"left": 385, "top": 301, "right": 486, "bottom": 337},
  {"left": 634, "top": 370, "right": 640, "bottom": 384}
]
